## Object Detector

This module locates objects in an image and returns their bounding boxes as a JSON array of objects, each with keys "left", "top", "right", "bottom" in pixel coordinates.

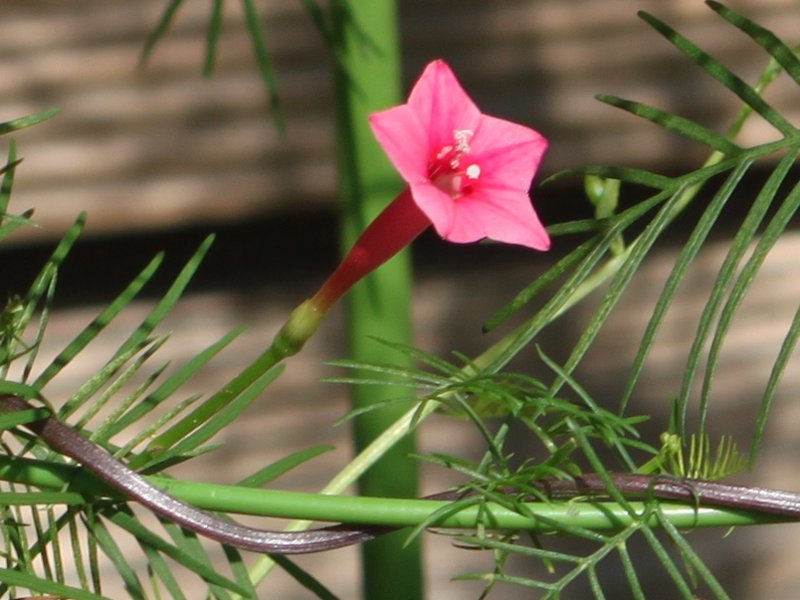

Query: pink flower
[
  {"left": 310, "top": 60, "right": 549, "bottom": 314},
  {"left": 369, "top": 59, "right": 550, "bottom": 251}
]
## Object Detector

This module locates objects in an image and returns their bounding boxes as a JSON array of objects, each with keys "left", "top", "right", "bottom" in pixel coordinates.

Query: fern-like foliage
[
  {"left": 0, "top": 217, "right": 353, "bottom": 598},
  {"left": 487, "top": 2, "right": 800, "bottom": 455},
  {"left": 138, "top": 0, "right": 335, "bottom": 131},
  {"left": 434, "top": 3, "right": 800, "bottom": 597},
  {"left": 0, "top": 118, "right": 339, "bottom": 597}
]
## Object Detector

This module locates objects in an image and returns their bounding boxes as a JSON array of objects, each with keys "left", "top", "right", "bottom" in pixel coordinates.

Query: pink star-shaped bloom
[
  {"left": 369, "top": 59, "right": 550, "bottom": 250},
  {"left": 310, "top": 60, "right": 550, "bottom": 313}
]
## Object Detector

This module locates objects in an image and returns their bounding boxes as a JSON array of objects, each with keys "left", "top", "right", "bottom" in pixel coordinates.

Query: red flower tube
[
  {"left": 277, "top": 60, "right": 550, "bottom": 354},
  {"left": 311, "top": 188, "right": 428, "bottom": 312}
]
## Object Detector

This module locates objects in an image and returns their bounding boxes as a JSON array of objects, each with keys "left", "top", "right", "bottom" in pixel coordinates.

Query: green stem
[
  {"left": 0, "top": 455, "right": 784, "bottom": 531},
  {"left": 329, "top": 1, "right": 421, "bottom": 600}
]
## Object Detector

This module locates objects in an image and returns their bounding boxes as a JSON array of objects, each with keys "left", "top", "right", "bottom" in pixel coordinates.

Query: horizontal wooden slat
[{"left": 1, "top": 0, "right": 799, "bottom": 242}]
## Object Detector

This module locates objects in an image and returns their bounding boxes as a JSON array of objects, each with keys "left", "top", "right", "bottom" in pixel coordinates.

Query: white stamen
[
  {"left": 465, "top": 164, "right": 481, "bottom": 179},
  {"left": 453, "top": 129, "right": 474, "bottom": 153}
]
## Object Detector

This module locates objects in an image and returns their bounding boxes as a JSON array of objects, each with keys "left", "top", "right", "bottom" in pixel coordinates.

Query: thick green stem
[
  {"left": 329, "top": 2, "right": 421, "bottom": 600},
  {"left": 0, "top": 454, "right": 785, "bottom": 531}
]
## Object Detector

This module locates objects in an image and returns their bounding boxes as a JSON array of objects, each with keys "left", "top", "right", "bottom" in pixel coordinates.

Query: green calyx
[{"left": 271, "top": 300, "right": 328, "bottom": 359}]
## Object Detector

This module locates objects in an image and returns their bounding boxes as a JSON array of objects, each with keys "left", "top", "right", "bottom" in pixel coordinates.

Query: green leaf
[
  {"left": 138, "top": 365, "right": 283, "bottom": 471},
  {"left": 638, "top": 10, "right": 796, "bottom": 138},
  {"left": 676, "top": 184, "right": 765, "bottom": 431},
  {"left": 101, "top": 508, "right": 247, "bottom": 594},
  {"left": 144, "top": 336, "right": 290, "bottom": 458},
  {"left": 483, "top": 238, "right": 595, "bottom": 332},
  {"left": 0, "top": 140, "right": 18, "bottom": 217},
  {"left": 21, "top": 214, "right": 85, "bottom": 329},
  {"left": 0, "top": 107, "right": 60, "bottom": 136},
  {"left": 0, "top": 406, "right": 50, "bottom": 430},
  {"left": 158, "top": 520, "right": 232, "bottom": 600},
  {"left": 697, "top": 169, "right": 800, "bottom": 432},
  {"left": 163, "top": 519, "right": 255, "bottom": 599},
  {"left": 299, "top": 0, "right": 334, "bottom": 46},
  {"left": 98, "top": 326, "right": 244, "bottom": 441},
  {"left": 546, "top": 217, "right": 609, "bottom": 237},
  {"left": 508, "top": 186, "right": 678, "bottom": 386},
  {"left": 0, "top": 208, "right": 35, "bottom": 243},
  {"left": 0, "top": 380, "right": 40, "bottom": 400},
  {"left": 116, "top": 235, "right": 214, "bottom": 362},
  {"left": 139, "top": 0, "right": 186, "bottom": 67},
  {"left": 638, "top": 526, "right": 696, "bottom": 599},
  {"left": 657, "top": 511, "right": 732, "bottom": 599},
  {"left": 33, "top": 252, "right": 164, "bottom": 392},
  {"left": 546, "top": 165, "right": 674, "bottom": 190},
  {"left": 0, "top": 566, "right": 111, "bottom": 600},
  {"left": 241, "top": 0, "right": 285, "bottom": 131},
  {"left": 707, "top": 1, "right": 800, "bottom": 89},
  {"left": 203, "top": 0, "right": 224, "bottom": 76},
  {"left": 617, "top": 543, "right": 646, "bottom": 600},
  {"left": 89, "top": 515, "right": 146, "bottom": 599},
  {"left": 4, "top": 215, "right": 85, "bottom": 380},
  {"left": 596, "top": 94, "right": 742, "bottom": 155},
  {"left": 58, "top": 338, "right": 156, "bottom": 423},
  {"left": 619, "top": 156, "right": 765, "bottom": 415},
  {"left": 270, "top": 554, "right": 342, "bottom": 600},
  {"left": 237, "top": 445, "right": 334, "bottom": 488},
  {"left": 140, "top": 542, "right": 188, "bottom": 600},
  {"left": 221, "top": 543, "right": 256, "bottom": 600},
  {"left": 674, "top": 434, "right": 747, "bottom": 480},
  {"left": 752, "top": 298, "right": 800, "bottom": 463}
]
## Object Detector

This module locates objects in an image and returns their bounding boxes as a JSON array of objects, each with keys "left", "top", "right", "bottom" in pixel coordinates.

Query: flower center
[{"left": 429, "top": 129, "right": 481, "bottom": 199}]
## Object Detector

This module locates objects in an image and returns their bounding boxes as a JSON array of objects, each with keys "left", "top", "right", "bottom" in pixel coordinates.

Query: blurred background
[{"left": 2, "top": 1, "right": 800, "bottom": 598}]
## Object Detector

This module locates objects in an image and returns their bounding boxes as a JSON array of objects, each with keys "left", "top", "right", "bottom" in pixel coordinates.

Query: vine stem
[{"left": 0, "top": 433, "right": 794, "bottom": 530}]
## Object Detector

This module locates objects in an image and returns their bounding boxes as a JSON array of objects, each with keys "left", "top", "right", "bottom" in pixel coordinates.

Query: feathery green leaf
[
  {"left": 596, "top": 94, "right": 743, "bottom": 155},
  {"left": 638, "top": 10, "right": 796, "bottom": 138}
]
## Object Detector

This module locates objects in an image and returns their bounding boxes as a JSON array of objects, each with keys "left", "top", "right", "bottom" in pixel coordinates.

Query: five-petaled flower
[
  {"left": 370, "top": 59, "right": 550, "bottom": 250},
  {"left": 308, "top": 59, "right": 550, "bottom": 317}
]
